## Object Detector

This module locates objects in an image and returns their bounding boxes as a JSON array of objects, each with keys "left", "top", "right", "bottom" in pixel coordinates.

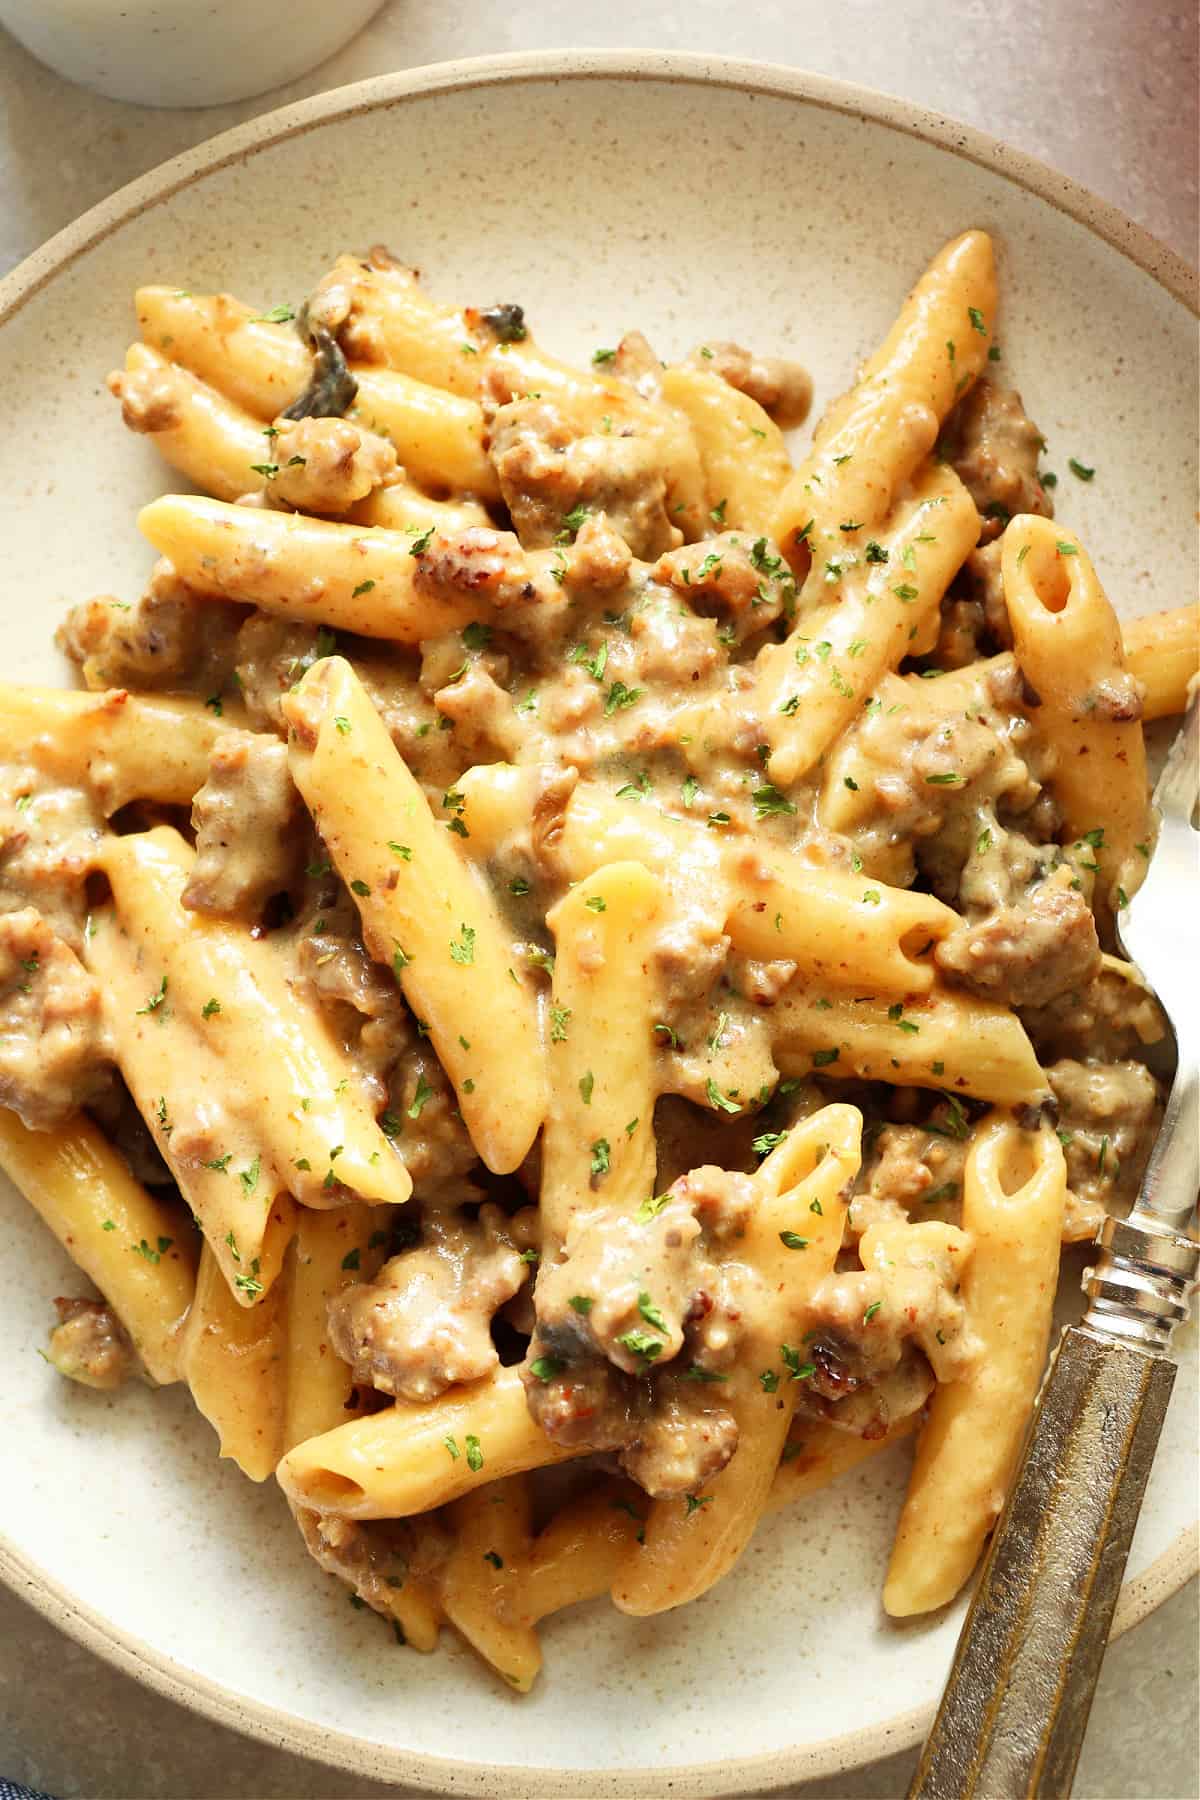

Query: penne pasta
[
  {"left": 771, "top": 229, "right": 996, "bottom": 573},
  {"left": 282, "top": 1202, "right": 382, "bottom": 1451},
  {"left": 181, "top": 1216, "right": 294, "bottom": 1481},
  {"left": 613, "top": 1105, "right": 862, "bottom": 1614},
  {"left": 276, "top": 1363, "right": 576, "bottom": 1518},
  {"left": 0, "top": 1107, "right": 195, "bottom": 1385},
  {"left": 1121, "top": 603, "right": 1198, "bottom": 722},
  {"left": 659, "top": 366, "right": 792, "bottom": 530},
  {"left": 0, "top": 683, "right": 230, "bottom": 812},
  {"left": 1003, "top": 517, "right": 1150, "bottom": 914},
  {"left": 94, "top": 827, "right": 410, "bottom": 1234},
  {"left": 758, "top": 461, "right": 980, "bottom": 784},
  {"left": 111, "top": 341, "right": 274, "bottom": 502},
  {"left": 771, "top": 983, "right": 1049, "bottom": 1105},
  {"left": 137, "top": 493, "right": 548, "bottom": 643},
  {"left": 283, "top": 656, "right": 546, "bottom": 1174},
  {"left": 542, "top": 863, "right": 663, "bottom": 1249},
  {"left": 438, "top": 1478, "right": 542, "bottom": 1691},
  {"left": 884, "top": 1115, "right": 1066, "bottom": 1615}
]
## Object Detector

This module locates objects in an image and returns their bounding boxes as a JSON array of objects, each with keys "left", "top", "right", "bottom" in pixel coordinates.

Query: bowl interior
[{"left": 0, "top": 60, "right": 1196, "bottom": 1793}]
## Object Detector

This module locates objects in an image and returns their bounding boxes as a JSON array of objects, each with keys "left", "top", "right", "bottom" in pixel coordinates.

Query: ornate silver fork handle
[{"left": 910, "top": 695, "right": 1199, "bottom": 1800}]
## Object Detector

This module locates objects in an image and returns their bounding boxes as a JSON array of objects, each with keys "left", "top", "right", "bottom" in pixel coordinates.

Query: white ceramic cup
[{"left": 0, "top": 0, "right": 388, "bottom": 107}]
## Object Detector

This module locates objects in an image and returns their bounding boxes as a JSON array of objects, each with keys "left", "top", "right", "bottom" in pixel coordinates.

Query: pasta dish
[{"left": 1, "top": 231, "right": 1194, "bottom": 1687}]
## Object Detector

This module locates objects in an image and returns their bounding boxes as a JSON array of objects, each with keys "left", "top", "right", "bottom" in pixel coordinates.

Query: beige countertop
[{"left": 1, "top": 3, "right": 1196, "bottom": 1795}]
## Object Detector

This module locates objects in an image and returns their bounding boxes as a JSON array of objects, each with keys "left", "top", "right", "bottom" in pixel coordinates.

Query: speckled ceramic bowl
[{"left": 0, "top": 51, "right": 1195, "bottom": 1798}]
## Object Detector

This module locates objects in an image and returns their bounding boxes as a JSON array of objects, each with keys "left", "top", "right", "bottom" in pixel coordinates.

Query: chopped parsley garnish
[
  {"left": 253, "top": 304, "right": 295, "bottom": 324},
  {"left": 444, "top": 1436, "right": 460, "bottom": 1460},
  {"left": 637, "top": 1292, "right": 668, "bottom": 1332},
  {"left": 653, "top": 1021, "right": 679, "bottom": 1048},
  {"left": 604, "top": 680, "right": 642, "bottom": 716},
  {"left": 780, "top": 1344, "right": 815, "bottom": 1381},
  {"left": 705, "top": 1078, "right": 741, "bottom": 1114},
  {"left": 579, "top": 1071, "right": 594, "bottom": 1105},
  {"left": 550, "top": 1003, "right": 572, "bottom": 1043},
  {"left": 590, "top": 1138, "right": 611, "bottom": 1178},
  {"left": 592, "top": 347, "right": 617, "bottom": 364},
  {"left": 779, "top": 1231, "right": 809, "bottom": 1250},
  {"left": 449, "top": 923, "right": 476, "bottom": 965},
  {"left": 616, "top": 1329, "right": 663, "bottom": 1363},
  {"left": 759, "top": 1369, "right": 780, "bottom": 1393},
  {"left": 863, "top": 1300, "right": 882, "bottom": 1324},
  {"left": 333, "top": 715, "right": 351, "bottom": 735},
  {"left": 529, "top": 1356, "right": 565, "bottom": 1382},
  {"left": 136, "top": 976, "right": 167, "bottom": 1016},
  {"left": 569, "top": 1294, "right": 594, "bottom": 1316},
  {"left": 684, "top": 1494, "right": 713, "bottom": 1515},
  {"left": 811, "top": 1048, "right": 840, "bottom": 1068},
  {"left": 1068, "top": 458, "right": 1095, "bottom": 481},
  {"left": 407, "top": 1075, "right": 432, "bottom": 1120},
  {"left": 968, "top": 306, "right": 987, "bottom": 336},
  {"left": 409, "top": 525, "right": 435, "bottom": 556},
  {"left": 752, "top": 1130, "right": 788, "bottom": 1156},
  {"left": 341, "top": 1248, "right": 361, "bottom": 1271},
  {"left": 752, "top": 783, "right": 796, "bottom": 819},
  {"left": 636, "top": 1193, "right": 671, "bottom": 1223}
]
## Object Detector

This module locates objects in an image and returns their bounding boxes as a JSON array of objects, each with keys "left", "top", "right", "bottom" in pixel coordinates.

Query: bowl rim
[{"left": 0, "top": 46, "right": 1195, "bottom": 1796}]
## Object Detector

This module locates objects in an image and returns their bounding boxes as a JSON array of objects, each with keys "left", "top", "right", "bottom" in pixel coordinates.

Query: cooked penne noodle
[
  {"left": 83, "top": 905, "right": 291, "bottom": 1299},
  {"left": 112, "top": 342, "right": 273, "bottom": 502},
  {"left": 181, "top": 1221, "right": 293, "bottom": 1481},
  {"left": 0, "top": 684, "right": 230, "bottom": 812},
  {"left": 1003, "top": 517, "right": 1150, "bottom": 912},
  {"left": 771, "top": 984, "right": 1049, "bottom": 1104},
  {"left": 542, "top": 863, "right": 663, "bottom": 1248},
  {"left": 137, "top": 494, "right": 545, "bottom": 642},
  {"left": 613, "top": 1105, "right": 862, "bottom": 1615},
  {"left": 556, "top": 782, "right": 957, "bottom": 996},
  {"left": 277, "top": 1363, "right": 576, "bottom": 1518},
  {"left": 96, "top": 827, "right": 410, "bottom": 1223},
  {"left": 438, "top": 1478, "right": 542, "bottom": 1691},
  {"left": 758, "top": 461, "right": 979, "bottom": 784},
  {"left": 659, "top": 366, "right": 792, "bottom": 530},
  {"left": 283, "top": 656, "right": 545, "bottom": 1173},
  {"left": 1122, "top": 603, "right": 1198, "bottom": 721},
  {"left": 0, "top": 1108, "right": 195, "bottom": 1385},
  {"left": 884, "top": 1115, "right": 1066, "bottom": 1615},
  {"left": 771, "top": 229, "right": 996, "bottom": 571},
  {"left": 282, "top": 1202, "right": 382, "bottom": 1450}
]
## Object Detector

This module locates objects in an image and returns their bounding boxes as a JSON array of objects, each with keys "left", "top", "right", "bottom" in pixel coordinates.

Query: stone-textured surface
[{"left": 0, "top": 4, "right": 1196, "bottom": 1795}]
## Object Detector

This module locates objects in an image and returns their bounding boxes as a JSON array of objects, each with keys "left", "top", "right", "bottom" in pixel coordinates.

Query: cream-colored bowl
[
  {"left": 0, "top": 51, "right": 1195, "bottom": 1797},
  {"left": 0, "top": 0, "right": 386, "bottom": 106}
]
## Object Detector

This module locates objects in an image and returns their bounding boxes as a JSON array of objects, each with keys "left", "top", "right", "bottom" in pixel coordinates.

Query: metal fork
[{"left": 910, "top": 693, "right": 1200, "bottom": 1800}]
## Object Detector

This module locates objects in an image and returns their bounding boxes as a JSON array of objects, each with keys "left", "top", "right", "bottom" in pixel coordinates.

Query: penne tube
[
  {"left": 349, "top": 368, "right": 499, "bottom": 501},
  {"left": 283, "top": 657, "right": 545, "bottom": 1174},
  {"left": 771, "top": 230, "right": 996, "bottom": 571},
  {"left": 1123, "top": 604, "right": 1197, "bottom": 720},
  {"left": 137, "top": 494, "right": 543, "bottom": 643},
  {"left": 438, "top": 1478, "right": 542, "bottom": 1691},
  {"left": 1003, "top": 518, "right": 1150, "bottom": 914},
  {"left": 97, "top": 828, "right": 410, "bottom": 1219},
  {"left": 542, "top": 863, "right": 664, "bottom": 1249},
  {"left": 758, "top": 460, "right": 979, "bottom": 785},
  {"left": 276, "top": 1363, "right": 576, "bottom": 1518},
  {"left": 557, "top": 781, "right": 956, "bottom": 995},
  {"left": 659, "top": 366, "right": 792, "bottom": 530},
  {"left": 111, "top": 342, "right": 273, "bottom": 502},
  {"left": 612, "top": 1105, "right": 862, "bottom": 1615},
  {"left": 0, "top": 684, "right": 230, "bottom": 813},
  {"left": 181, "top": 1226, "right": 292, "bottom": 1481},
  {"left": 771, "top": 983, "right": 1049, "bottom": 1105},
  {"left": 282, "top": 1202, "right": 382, "bottom": 1451},
  {"left": 510, "top": 1481, "right": 644, "bottom": 1626},
  {"left": 136, "top": 286, "right": 312, "bottom": 416},
  {"left": 0, "top": 1107, "right": 195, "bottom": 1386},
  {"left": 884, "top": 1116, "right": 1066, "bottom": 1615},
  {"left": 83, "top": 905, "right": 293, "bottom": 1300}
]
